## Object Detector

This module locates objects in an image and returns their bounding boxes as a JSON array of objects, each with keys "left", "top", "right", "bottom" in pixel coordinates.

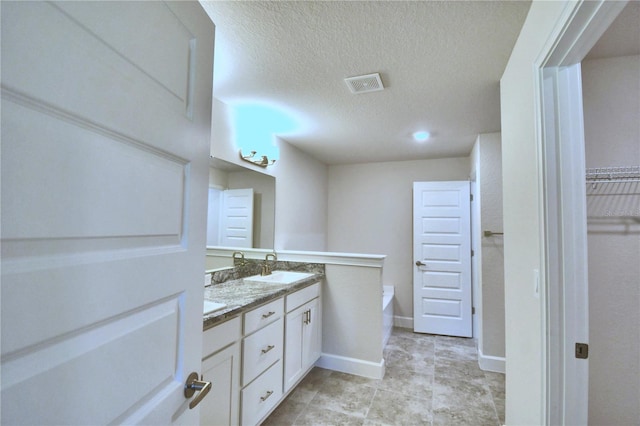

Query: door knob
[
  {"left": 184, "top": 372, "right": 211, "bottom": 409},
  {"left": 415, "top": 260, "right": 426, "bottom": 267}
]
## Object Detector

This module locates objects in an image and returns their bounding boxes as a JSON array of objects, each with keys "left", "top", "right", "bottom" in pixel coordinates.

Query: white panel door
[
  {"left": 219, "top": 188, "right": 254, "bottom": 248},
  {"left": 1, "top": 2, "right": 214, "bottom": 424},
  {"left": 413, "top": 181, "right": 472, "bottom": 337}
]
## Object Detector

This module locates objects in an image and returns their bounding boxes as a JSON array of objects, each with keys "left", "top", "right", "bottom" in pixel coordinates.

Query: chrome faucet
[
  {"left": 232, "top": 251, "right": 245, "bottom": 266},
  {"left": 261, "top": 252, "right": 277, "bottom": 276}
]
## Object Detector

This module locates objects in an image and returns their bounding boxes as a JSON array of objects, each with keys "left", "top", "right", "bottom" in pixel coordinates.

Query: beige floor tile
[
  {"left": 261, "top": 396, "right": 307, "bottom": 426},
  {"left": 294, "top": 405, "right": 364, "bottom": 426},
  {"left": 308, "top": 375, "right": 376, "bottom": 418},
  {"left": 376, "top": 364, "right": 434, "bottom": 400},
  {"left": 364, "top": 389, "right": 432, "bottom": 426},
  {"left": 263, "top": 327, "right": 505, "bottom": 426}
]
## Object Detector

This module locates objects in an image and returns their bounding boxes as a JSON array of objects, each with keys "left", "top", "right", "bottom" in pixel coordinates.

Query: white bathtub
[{"left": 382, "top": 285, "right": 394, "bottom": 348}]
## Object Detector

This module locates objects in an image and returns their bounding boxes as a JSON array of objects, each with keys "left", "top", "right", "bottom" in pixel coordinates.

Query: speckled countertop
[{"left": 202, "top": 273, "right": 323, "bottom": 330}]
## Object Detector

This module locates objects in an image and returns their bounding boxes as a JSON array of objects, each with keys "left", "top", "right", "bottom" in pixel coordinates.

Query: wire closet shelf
[{"left": 585, "top": 165, "right": 640, "bottom": 184}]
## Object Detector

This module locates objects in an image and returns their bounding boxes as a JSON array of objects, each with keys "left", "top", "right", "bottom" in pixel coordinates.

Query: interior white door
[
  {"left": 1, "top": 2, "right": 214, "bottom": 424},
  {"left": 219, "top": 188, "right": 254, "bottom": 248},
  {"left": 413, "top": 181, "right": 472, "bottom": 337}
]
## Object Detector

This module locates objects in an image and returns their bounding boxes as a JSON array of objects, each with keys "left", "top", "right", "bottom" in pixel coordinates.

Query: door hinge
[
  {"left": 472, "top": 307, "right": 475, "bottom": 315},
  {"left": 471, "top": 249, "right": 474, "bottom": 257},
  {"left": 575, "top": 342, "right": 589, "bottom": 359},
  {"left": 470, "top": 194, "right": 474, "bottom": 201}
]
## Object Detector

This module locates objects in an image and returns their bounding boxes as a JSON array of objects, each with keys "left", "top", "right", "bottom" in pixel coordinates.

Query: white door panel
[
  {"left": 1, "top": 1, "right": 214, "bottom": 424},
  {"left": 220, "top": 188, "right": 254, "bottom": 248},
  {"left": 413, "top": 181, "right": 472, "bottom": 337}
]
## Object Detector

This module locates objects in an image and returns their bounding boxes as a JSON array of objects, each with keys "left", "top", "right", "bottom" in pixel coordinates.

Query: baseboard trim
[
  {"left": 316, "top": 353, "right": 385, "bottom": 379},
  {"left": 478, "top": 348, "right": 506, "bottom": 373},
  {"left": 393, "top": 315, "right": 413, "bottom": 330}
]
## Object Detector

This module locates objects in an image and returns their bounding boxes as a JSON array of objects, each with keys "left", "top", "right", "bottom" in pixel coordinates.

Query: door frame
[
  {"left": 533, "top": 1, "right": 627, "bottom": 423},
  {"left": 412, "top": 180, "right": 472, "bottom": 338}
]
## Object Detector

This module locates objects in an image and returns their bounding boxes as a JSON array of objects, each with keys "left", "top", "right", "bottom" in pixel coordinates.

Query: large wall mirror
[{"left": 207, "top": 157, "right": 275, "bottom": 249}]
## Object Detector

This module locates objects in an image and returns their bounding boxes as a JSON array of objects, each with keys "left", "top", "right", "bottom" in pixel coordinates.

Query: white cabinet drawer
[
  {"left": 241, "top": 360, "right": 283, "bottom": 426},
  {"left": 242, "top": 317, "right": 283, "bottom": 386},
  {"left": 243, "top": 298, "right": 284, "bottom": 335},
  {"left": 202, "top": 316, "right": 241, "bottom": 359},
  {"left": 286, "top": 282, "right": 320, "bottom": 313}
]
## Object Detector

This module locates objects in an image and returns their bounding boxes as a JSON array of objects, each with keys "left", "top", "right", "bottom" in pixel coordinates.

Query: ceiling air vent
[{"left": 344, "top": 73, "right": 384, "bottom": 94}]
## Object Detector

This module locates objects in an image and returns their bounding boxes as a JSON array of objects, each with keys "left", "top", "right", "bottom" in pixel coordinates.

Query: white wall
[
  {"left": 274, "top": 140, "right": 328, "bottom": 251},
  {"left": 500, "top": 1, "right": 568, "bottom": 423},
  {"left": 471, "top": 133, "right": 505, "bottom": 372},
  {"left": 327, "top": 158, "right": 470, "bottom": 325},
  {"left": 210, "top": 98, "right": 328, "bottom": 252},
  {"left": 318, "top": 263, "right": 384, "bottom": 378},
  {"left": 582, "top": 54, "right": 640, "bottom": 425}
]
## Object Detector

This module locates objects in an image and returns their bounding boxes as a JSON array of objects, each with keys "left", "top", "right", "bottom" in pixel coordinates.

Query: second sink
[{"left": 243, "top": 271, "right": 315, "bottom": 285}]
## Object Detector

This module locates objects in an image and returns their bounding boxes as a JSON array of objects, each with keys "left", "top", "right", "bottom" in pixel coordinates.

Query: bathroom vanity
[{"left": 200, "top": 271, "right": 322, "bottom": 426}]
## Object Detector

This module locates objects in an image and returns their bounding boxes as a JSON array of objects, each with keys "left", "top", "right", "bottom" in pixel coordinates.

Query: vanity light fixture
[{"left": 239, "top": 150, "right": 276, "bottom": 168}]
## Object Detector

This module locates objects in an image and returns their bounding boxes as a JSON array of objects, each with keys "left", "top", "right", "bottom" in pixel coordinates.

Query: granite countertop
[{"left": 202, "top": 273, "right": 323, "bottom": 330}]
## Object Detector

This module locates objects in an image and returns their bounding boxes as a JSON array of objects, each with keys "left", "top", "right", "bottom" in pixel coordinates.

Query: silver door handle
[
  {"left": 184, "top": 372, "right": 211, "bottom": 409},
  {"left": 415, "top": 261, "right": 426, "bottom": 267}
]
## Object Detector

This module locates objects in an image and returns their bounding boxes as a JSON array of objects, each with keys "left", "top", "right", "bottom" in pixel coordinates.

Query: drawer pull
[
  {"left": 260, "top": 390, "right": 274, "bottom": 402},
  {"left": 261, "top": 344, "right": 275, "bottom": 354},
  {"left": 261, "top": 311, "right": 276, "bottom": 319}
]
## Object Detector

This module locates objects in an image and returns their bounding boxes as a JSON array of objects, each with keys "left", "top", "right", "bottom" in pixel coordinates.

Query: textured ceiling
[{"left": 201, "top": 1, "right": 532, "bottom": 165}]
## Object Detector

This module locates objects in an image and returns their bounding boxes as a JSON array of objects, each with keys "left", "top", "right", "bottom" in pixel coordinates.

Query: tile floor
[{"left": 263, "top": 327, "right": 505, "bottom": 426}]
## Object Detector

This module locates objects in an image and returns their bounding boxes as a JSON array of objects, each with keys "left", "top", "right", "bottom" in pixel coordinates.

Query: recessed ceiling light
[{"left": 413, "top": 131, "right": 430, "bottom": 142}]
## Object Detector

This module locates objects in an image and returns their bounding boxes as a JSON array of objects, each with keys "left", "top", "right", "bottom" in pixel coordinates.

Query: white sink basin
[
  {"left": 243, "top": 271, "right": 315, "bottom": 285},
  {"left": 203, "top": 300, "right": 227, "bottom": 315}
]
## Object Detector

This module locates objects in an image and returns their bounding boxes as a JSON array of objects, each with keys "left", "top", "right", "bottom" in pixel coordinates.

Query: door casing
[
  {"left": 533, "top": 1, "right": 627, "bottom": 423},
  {"left": 413, "top": 181, "right": 472, "bottom": 338}
]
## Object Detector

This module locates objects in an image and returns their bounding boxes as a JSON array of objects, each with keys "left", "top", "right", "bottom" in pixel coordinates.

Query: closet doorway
[
  {"left": 581, "top": 6, "right": 640, "bottom": 423},
  {"left": 538, "top": 1, "right": 638, "bottom": 423}
]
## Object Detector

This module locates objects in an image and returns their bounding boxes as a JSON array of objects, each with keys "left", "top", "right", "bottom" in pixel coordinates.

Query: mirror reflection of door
[
  {"left": 207, "top": 188, "right": 254, "bottom": 248},
  {"left": 207, "top": 158, "right": 275, "bottom": 249}
]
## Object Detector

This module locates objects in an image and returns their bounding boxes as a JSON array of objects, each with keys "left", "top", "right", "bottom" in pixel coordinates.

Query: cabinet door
[
  {"left": 201, "top": 343, "right": 240, "bottom": 426},
  {"left": 304, "top": 298, "right": 322, "bottom": 370},
  {"left": 284, "top": 304, "right": 305, "bottom": 392},
  {"left": 284, "top": 298, "right": 321, "bottom": 393}
]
